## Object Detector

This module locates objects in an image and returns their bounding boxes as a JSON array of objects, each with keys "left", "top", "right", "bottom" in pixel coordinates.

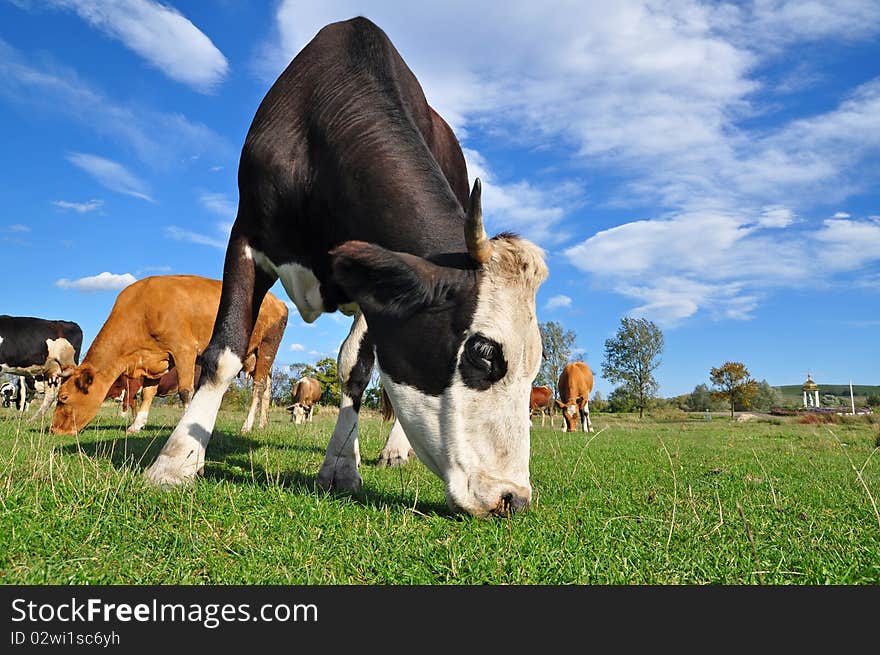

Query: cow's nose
[{"left": 498, "top": 491, "right": 530, "bottom": 516}]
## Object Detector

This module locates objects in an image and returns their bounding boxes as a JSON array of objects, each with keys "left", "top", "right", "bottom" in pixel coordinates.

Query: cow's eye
[
  {"left": 466, "top": 335, "right": 497, "bottom": 371},
  {"left": 460, "top": 333, "right": 507, "bottom": 391}
]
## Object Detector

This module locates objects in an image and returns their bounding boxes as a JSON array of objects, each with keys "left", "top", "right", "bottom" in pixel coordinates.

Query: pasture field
[{"left": 1, "top": 403, "right": 878, "bottom": 585}]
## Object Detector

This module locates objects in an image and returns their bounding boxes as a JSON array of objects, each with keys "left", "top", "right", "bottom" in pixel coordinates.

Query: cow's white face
[
  {"left": 291, "top": 403, "right": 307, "bottom": 425},
  {"left": 377, "top": 237, "right": 547, "bottom": 517}
]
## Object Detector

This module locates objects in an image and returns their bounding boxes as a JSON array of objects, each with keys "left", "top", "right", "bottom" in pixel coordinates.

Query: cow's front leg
[
  {"left": 318, "top": 311, "right": 372, "bottom": 492},
  {"left": 29, "top": 381, "right": 58, "bottom": 421},
  {"left": 377, "top": 419, "right": 415, "bottom": 468},
  {"left": 144, "top": 233, "right": 275, "bottom": 487},
  {"left": 127, "top": 383, "right": 158, "bottom": 433}
]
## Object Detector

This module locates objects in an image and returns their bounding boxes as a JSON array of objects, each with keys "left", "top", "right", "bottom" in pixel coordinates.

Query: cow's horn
[{"left": 465, "top": 178, "right": 492, "bottom": 264}]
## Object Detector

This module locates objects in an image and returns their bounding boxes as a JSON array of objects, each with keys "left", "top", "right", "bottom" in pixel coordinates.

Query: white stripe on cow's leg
[
  {"left": 127, "top": 384, "right": 158, "bottom": 433},
  {"left": 584, "top": 399, "right": 594, "bottom": 433},
  {"left": 241, "top": 378, "right": 263, "bottom": 433},
  {"left": 143, "top": 349, "right": 242, "bottom": 487},
  {"left": 376, "top": 418, "right": 415, "bottom": 468},
  {"left": 317, "top": 312, "right": 371, "bottom": 492},
  {"left": 29, "top": 382, "right": 58, "bottom": 421},
  {"left": 16, "top": 376, "right": 27, "bottom": 412},
  {"left": 258, "top": 378, "right": 272, "bottom": 428}
]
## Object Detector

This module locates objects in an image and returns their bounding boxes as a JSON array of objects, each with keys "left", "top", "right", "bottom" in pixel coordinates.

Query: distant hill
[{"left": 774, "top": 384, "right": 880, "bottom": 406}]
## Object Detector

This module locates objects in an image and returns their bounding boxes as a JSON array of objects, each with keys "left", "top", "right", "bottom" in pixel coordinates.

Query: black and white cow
[
  {"left": 0, "top": 315, "right": 83, "bottom": 417},
  {"left": 143, "top": 17, "right": 548, "bottom": 517}
]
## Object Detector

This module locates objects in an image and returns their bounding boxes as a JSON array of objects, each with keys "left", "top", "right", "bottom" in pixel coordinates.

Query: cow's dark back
[
  {"left": 0, "top": 315, "right": 83, "bottom": 368},
  {"left": 236, "top": 17, "right": 471, "bottom": 313}
]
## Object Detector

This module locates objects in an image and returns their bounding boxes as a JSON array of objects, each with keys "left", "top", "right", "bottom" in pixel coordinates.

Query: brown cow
[
  {"left": 286, "top": 376, "right": 321, "bottom": 424},
  {"left": 529, "top": 385, "right": 553, "bottom": 427},
  {"left": 555, "top": 362, "right": 595, "bottom": 433},
  {"left": 106, "top": 366, "right": 206, "bottom": 432},
  {"left": 50, "top": 275, "right": 288, "bottom": 435}
]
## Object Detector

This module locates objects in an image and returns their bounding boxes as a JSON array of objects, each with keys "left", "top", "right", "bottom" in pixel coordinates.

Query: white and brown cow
[
  {"left": 286, "top": 376, "right": 321, "bottom": 424},
  {"left": 555, "top": 362, "right": 595, "bottom": 433},
  {"left": 529, "top": 385, "right": 553, "bottom": 427},
  {"left": 142, "top": 18, "right": 547, "bottom": 518},
  {"left": 0, "top": 315, "right": 83, "bottom": 417},
  {"left": 50, "top": 275, "right": 288, "bottom": 435}
]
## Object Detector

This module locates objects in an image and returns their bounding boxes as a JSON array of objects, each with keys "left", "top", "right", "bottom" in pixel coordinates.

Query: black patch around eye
[{"left": 459, "top": 333, "right": 507, "bottom": 390}]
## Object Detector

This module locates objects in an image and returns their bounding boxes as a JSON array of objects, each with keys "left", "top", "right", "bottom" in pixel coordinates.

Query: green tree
[
  {"left": 750, "top": 380, "right": 780, "bottom": 411},
  {"left": 686, "top": 383, "right": 725, "bottom": 412},
  {"left": 866, "top": 394, "right": 880, "bottom": 408},
  {"left": 537, "top": 321, "right": 579, "bottom": 398},
  {"left": 710, "top": 361, "right": 759, "bottom": 419},
  {"left": 607, "top": 386, "right": 636, "bottom": 413},
  {"left": 590, "top": 390, "right": 606, "bottom": 413},
  {"left": 601, "top": 317, "right": 664, "bottom": 418},
  {"left": 289, "top": 357, "right": 340, "bottom": 405}
]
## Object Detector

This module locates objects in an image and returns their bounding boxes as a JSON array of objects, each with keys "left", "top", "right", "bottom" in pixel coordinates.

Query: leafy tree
[
  {"left": 686, "top": 383, "right": 726, "bottom": 412},
  {"left": 537, "top": 321, "right": 579, "bottom": 398},
  {"left": 607, "top": 386, "right": 637, "bottom": 413},
  {"left": 590, "top": 390, "right": 606, "bottom": 413},
  {"left": 710, "top": 361, "right": 759, "bottom": 419},
  {"left": 271, "top": 367, "right": 294, "bottom": 405},
  {"left": 601, "top": 317, "right": 664, "bottom": 418},
  {"left": 866, "top": 394, "right": 880, "bottom": 408},
  {"left": 750, "top": 380, "right": 780, "bottom": 411}
]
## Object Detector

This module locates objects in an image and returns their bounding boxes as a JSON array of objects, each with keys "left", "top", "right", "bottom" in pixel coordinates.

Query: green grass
[{"left": 1, "top": 403, "right": 878, "bottom": 584}]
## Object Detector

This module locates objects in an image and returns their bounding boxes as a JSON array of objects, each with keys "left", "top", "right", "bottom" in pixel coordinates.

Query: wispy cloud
[
  {"left": 199, "top": 192, "right": 236, "bottom": 219},
  {"left": 544, "top": 294, "right": 572, "bottom": 311},
  {"left": 0, "top": 38, "right": 231, "bottom": 168},
  {"left": 164, "top": 226, "right": 227, "bottom": 250},
  {"left": 8, "top": 224, "right": 31, "bottom": 233},
  {"left": 66, "top": 153, "right": 153, "bottom": 202},
  {"left": 52, "top": 199, "right": 104, "bottom": 213},
  {"left": 48, "top": 0, "right": 228, "bottom": 93},
  {"left": 55, "top": 271, "right": 136, "bottom": 292},
  {"left": 290, "top": 343, "right": 305, "bottom": 352}
]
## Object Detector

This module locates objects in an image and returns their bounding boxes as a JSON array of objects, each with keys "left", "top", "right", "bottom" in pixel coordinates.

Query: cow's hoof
[
  {"left": 317, "top": 461, "right": 363, "bottom": 493},
  {"left": 376, "top": 447, "right": 415, "bottom": 468},
  {"left": 143, "top": 458, "right": 197, "bottom": 488},
  {"left": 126, "top": 425, "right": 143, "bottom": 434}
]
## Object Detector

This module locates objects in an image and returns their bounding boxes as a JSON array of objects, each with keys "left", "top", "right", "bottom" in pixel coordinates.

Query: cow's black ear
[{"left": 330, "top": 241, "right": 452, "bottom": 318}]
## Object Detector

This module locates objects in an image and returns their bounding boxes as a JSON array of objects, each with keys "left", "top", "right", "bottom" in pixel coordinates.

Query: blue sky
[{"left": 1, "top": 0, "right": 878, "bottom": 398}]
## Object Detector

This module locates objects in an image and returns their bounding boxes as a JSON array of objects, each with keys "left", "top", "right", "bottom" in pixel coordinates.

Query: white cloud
[
  {"left": 55, "top": 271, "right": 136, "bottom": 292},
  {"left": 164, "top": 226, "right": 227, "bottom": 250},
  {"left": 252, "top": 2, "right": 880, "bottom": 326},
  {"left": 544, "top": 294, "right": 573, "bottom": 311},
  {"left": 833, "top": 212, "right": 851, "bottom": 219},
  {"left": 199, "top": 192, "right": 236, "bottom": 219},
  {"left": 9, "top": 224, "right": 31, "bottom": 232},
  {"left": 66, "top": 153, "right": 152, "bottom": 202},
  {"left": 52, "top": 199, "right": 104, "bottom": 213},
  {"left": 290, "top": 343, "right": 305, "bottom": 352},
  {"left": 49, "top": 0, "right": 228, "bottom": 93}
]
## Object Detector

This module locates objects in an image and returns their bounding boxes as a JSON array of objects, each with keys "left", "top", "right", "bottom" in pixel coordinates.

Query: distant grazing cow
[
  {"left": 106, "top": 366, "right": 203, "bottom": 432},
  {"left": 0, "top": 315, "right": 83, "bottom": 416},
  {"left": 286, "top": 377, "right": 321, "bottom": 424},
  {"left": 529, "top": 385, "right": 553, "bottom": 427},
  {"left": 51, "top": 275, "right": 287, "bottom": 435},
  {"left": 142, "top": 18, "right": 547, "bottom": 518},
  {"left": 555, "top": 362, "right": 595, "bottom": 433}
]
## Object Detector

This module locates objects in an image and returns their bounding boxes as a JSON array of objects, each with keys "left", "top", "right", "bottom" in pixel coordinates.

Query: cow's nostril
[{"left": 498, "top": 491, "right": 529, "bottom": 516}]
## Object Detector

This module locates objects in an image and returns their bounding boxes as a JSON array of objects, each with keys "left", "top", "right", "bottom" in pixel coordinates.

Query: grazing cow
[
  {"left": 529, "top": 385, "right": 553, "bottom": 427},
  {"left": 286, "top": 377, "right": 322, "bottom": 424},
  {"left": 51, "top": 275, "right": 287, "bottom": 435},
  {"left": 106, "top": 366, "right": 203, "bottom": 432},
  {"left": 142, "top": 17, "right": 548, "bottom": 518},
  {"left": 555, "top": 362, "right": 595, "bottom": 433},
  {"left": 0, "top": 315, "right": 83, "bottom": 416}
]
